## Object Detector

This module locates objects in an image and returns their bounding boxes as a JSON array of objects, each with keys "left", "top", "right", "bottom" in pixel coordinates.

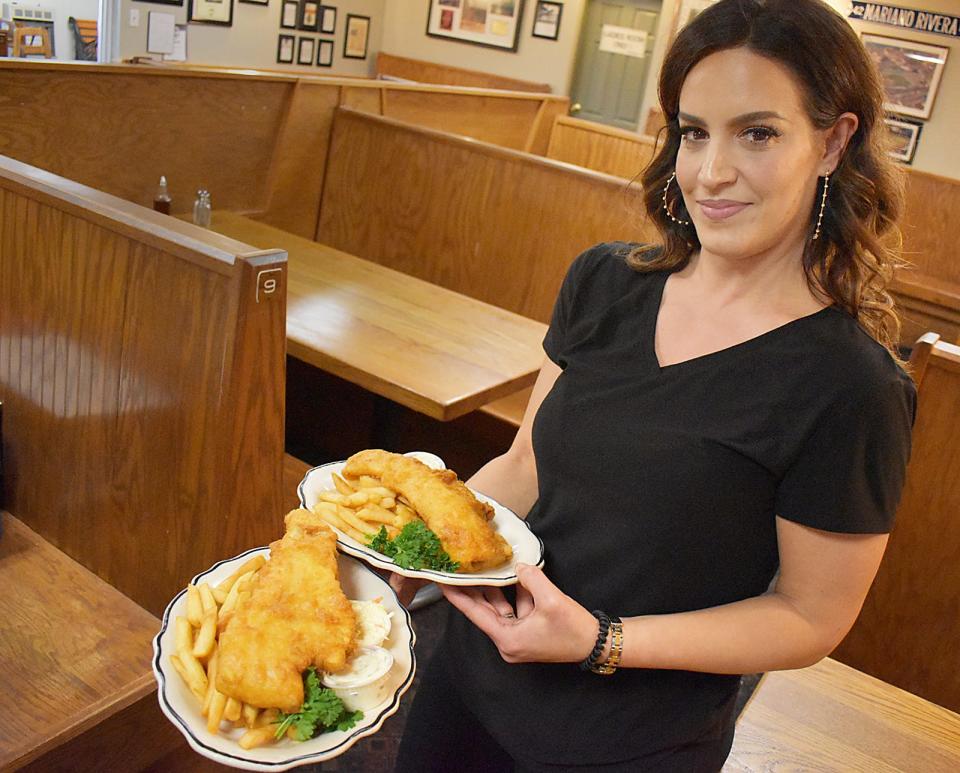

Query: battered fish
[
  {"left": 343, "top": 450, "right": 513, "bottom": 573},
  {"left": 216, "top": 510, "right": 356, "bottom": 711}
]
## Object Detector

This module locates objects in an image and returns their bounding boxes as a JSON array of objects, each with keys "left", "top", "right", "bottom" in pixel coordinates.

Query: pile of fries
[
  {"left": 170, "top": 555, "right": 293, "bottom": 750},
  {"left": 311, "top": 473, "right": 418, "bottom": 543}
]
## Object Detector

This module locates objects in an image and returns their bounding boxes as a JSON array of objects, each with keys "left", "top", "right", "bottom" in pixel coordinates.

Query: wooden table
[
  {"left": 723, "top": 657, "right": 960, "bottom": 771},
  {"left": 206, "top": 212, "right": 547, "bottom": 421},
  {"left": 0, "top": 512, "right": 160, "bottom": 770}
]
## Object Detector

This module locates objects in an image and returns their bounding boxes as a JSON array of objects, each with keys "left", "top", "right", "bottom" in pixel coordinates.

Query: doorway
[{"left": 569, "top": 0, "right": 662, "bottom": 131}]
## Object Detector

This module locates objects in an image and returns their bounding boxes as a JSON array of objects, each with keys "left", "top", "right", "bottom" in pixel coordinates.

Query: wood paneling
[
  {"left": 377, "top": 52, "right": 553, "bottom": 94},
  {"left": 0, "top": 156, "right": 287, "bottom": 615},
  {"left": 724, "top": 657, "right": 960, "bottom": 771},
  {"left": 831, "top": 335, "right": 960, "bottom": 712},
  {"left": 901, "top": 170, "right": 960, "bottom": 285},
  {"left": 0, "top": 513, "right": 159, "bottom": 770},
  {"left": 546, "top": 115, "right": 658, "bottom": 180},
  {"left": 317, "top": 109, "right": 655, "bottom": 324}
]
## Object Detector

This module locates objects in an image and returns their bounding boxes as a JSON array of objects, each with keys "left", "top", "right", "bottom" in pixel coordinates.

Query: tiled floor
[{"left": 308, "top": 600, "right": 763, "bottom": 772}]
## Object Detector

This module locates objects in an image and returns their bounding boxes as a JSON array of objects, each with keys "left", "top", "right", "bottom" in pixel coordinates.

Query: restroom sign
[{"left": 598, "top": 25, "right": 648, "bottom": 58}]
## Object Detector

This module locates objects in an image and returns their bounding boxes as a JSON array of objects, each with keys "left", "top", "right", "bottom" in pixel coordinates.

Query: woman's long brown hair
[{"left": 630, "top": 0, "right": 909, "bottom": 369}]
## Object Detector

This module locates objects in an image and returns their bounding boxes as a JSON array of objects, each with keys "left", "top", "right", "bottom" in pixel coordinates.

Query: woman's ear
[{"left": 821, "top": 112, "right": 859, "bottom": 175}]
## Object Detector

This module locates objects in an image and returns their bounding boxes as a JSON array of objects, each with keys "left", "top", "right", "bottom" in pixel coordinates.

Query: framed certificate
[
  {"left": 280, "top": 0, "right": 298, "bottom": 28},
  {"left": 317, "top": 38, "right": 334, "bottom": 66},
  {"left": 343, "top": 13, "right": 369, "bottom": 59},
  {"left": 188, "top": 0, "right": 233, "bottom": 26}
]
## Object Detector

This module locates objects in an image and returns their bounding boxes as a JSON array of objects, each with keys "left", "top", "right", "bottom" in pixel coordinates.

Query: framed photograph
[
  {"left": 532, "top": 1, "right": 561, "bottom": 40},
  {"left": 298, "top": 0, "right": 319, "bottom": 31},
  {"left": 861, "top": 33, "right": 948, "bottom": 120},
  {"left": 344, "top": 14, "right": 370, "bottom": 59},
  {"left": 277, "top": 33, "right": 295, "bottom": 63},
  {"left": 188, "top": 0, "right": 233, "bottom": 26},
  {"left": 320, "top": 5, "right": 337, "bottom": 34},
  {"left": 280, "top": 0, "right": 298, "bottom": 28},
  {"left": 317, "top": 38, "right": 334, "bottom": 67},
  {"left": 298, "top": 36, "right": 316, "bottom": 65},
  {"left": 426, "top": 0, "right": 525, "bottom": 52},
  {"left": 884, "top": 117, "right": 922, "bottom": 165}
]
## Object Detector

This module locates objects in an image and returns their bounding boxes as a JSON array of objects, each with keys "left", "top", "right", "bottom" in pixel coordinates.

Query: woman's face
[{"left": 675, "top": 47, "right": 828, "bottom": 260}]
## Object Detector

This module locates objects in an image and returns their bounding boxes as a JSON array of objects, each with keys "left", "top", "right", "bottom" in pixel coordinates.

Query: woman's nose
[{"left": 698, "top": 141, "right": 738, "bottom": 188}]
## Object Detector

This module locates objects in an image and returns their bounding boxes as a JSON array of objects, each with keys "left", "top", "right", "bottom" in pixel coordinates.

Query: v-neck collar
[{"left": 648, "top": 269, "right": 836, "bottom": 374}]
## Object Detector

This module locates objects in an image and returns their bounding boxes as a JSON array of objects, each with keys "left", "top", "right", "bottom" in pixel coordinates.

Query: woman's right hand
[{"left": 390, "top": 574, "right": 430, "bottom": 607}]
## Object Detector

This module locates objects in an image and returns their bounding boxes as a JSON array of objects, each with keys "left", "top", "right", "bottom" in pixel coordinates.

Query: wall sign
[
  {"left": 598, "top": 24, "right": 647, "bottom": 58},
  {"left": 850, "top": 2, "right": 960, "bottom": 39}
]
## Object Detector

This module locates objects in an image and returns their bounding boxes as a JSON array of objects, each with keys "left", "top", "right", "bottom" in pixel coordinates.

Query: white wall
[
  {"left": 117, "top": 0, "right": 384, "bottom": 76},
  {"left": 382, "top": 0, "right": 587, "bottom": 94}
]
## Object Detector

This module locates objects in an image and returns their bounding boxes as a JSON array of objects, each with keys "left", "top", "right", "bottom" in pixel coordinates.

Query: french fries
[
  {"left": 172, "top": 562, "right": 294, "bottom": 749},
  {"left": 310, "top": 473, "right": 428, "bottom": 546}
]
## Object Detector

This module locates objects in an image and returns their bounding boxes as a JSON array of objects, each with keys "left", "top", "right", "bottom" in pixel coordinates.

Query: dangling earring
[
  {"left": 662, "top": 171, "right": 690, "bottom": 226},
  {"left": 812, "top": 174, "right": 829, "bottom": 241}
]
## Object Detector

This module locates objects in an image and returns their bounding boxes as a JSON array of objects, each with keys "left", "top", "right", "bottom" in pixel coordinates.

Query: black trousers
[{"left": 395, "top": 652, "right": 737, "bottom": 773}]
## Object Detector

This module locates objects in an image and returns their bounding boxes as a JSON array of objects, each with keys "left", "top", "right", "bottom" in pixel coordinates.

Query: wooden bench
[
  {"left": 724, "top": 657, "right": 960, "bottom": 770},
  {"left": 377, "top": 52, "right": 553, "bottom": 94},
  {"left": 830, "top": 333, "right": 960, "bottom": 713},
  {"left": 0, "top": 155, "right": 293, "bottom": 766},
  {"left": 546, "top": 114, "right": 658, "bottom": 180},
  {"left": 205, "top": 211, "right": 547, "bottom": 421}
]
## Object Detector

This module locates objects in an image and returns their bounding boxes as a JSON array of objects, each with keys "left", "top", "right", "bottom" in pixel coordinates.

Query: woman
[{"left": 394, "top": 0, "right": 916, "bottom": 770}]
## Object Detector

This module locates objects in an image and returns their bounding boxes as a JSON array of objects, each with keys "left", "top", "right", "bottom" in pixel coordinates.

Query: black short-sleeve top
[{"left": 442, "top": 242, "right": 917, "bottom": 766}]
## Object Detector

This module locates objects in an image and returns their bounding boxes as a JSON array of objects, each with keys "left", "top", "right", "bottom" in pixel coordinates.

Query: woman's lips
[{"left": 699, "top": 201, "right": 750, "bottom": 221}]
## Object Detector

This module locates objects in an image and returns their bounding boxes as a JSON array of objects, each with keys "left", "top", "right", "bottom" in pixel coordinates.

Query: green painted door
[{"left": 570, "top": 0, "right": 662, "bottom": 130}]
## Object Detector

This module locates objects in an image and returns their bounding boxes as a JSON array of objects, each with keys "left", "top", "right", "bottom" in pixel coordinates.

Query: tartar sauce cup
[{"left": 322, "top": 646, "right": 395, "bottom": 712}]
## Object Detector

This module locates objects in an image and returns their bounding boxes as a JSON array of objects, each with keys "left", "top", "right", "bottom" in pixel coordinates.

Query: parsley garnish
[
  {"left": 274, "top": 668, "right": 363, "bottom": 741},
  {"left": 368, "top": 522, "right": 460, "bottom": 572}
]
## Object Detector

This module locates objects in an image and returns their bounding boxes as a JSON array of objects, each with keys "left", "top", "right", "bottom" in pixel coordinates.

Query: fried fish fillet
[
  {"left": 343, "top": 449, "right": 512, "bottom": 572},
  {"left": 216, "top": 510, "right": 356, "bottom": 711}
]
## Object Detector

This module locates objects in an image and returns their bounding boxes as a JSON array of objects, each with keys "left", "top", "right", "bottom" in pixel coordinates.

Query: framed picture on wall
[
  {"left": 317, "top": 38, "right": 334, "bottom": 66},
  {"left": 280, "top": 0, "right": 298, "bottom": 28},
  {"left": 426, "top": 0, "right": 526, "bottom": 52},
  {"left": 298, "top": 0, "right": 320, "bottom": 31},
  {"left": 239, "top": 0, "right": 268, "bottom": 6},
  {"left": 532, "top": 1, "right": 561, "bottom": 40},
  {"left": 884, "top": 117, "right": 923, "bottom": 165},
  {"left": 188, "top": 0, "right": 233, "bottom": 26},
  {"left": 277, "top": 33, "right": 295, "bottom": 63},
  {"left": 298, "top": 36, "right": 316, "bottom": 64},
  {"left": 343, "top": 14, "right": 370, "bottom": 59},
  {"left": 320, "top": 5, "right": 337, "bottom": 34},
  {"left": 861, "top": 33, "right": 948, "bottom": 120}
]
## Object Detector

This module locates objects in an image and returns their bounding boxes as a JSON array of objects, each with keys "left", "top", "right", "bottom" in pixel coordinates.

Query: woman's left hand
[{"left": 441, "top": 564, "right": 598, "bottom": 664}]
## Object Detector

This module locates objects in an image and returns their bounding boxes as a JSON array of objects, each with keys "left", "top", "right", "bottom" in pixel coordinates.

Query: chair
[
  {"left": 13, "top": 26, "right": 52, "bottom": 58},
  {"left": 68, "top": 17, "right": 97, "bottom": 61}
]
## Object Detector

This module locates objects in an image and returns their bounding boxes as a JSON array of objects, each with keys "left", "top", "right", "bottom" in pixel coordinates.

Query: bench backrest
[
  {"left": 0, "top": 155, "right": 287, "bottom": 615},
  {"left": 376, "top": 52, "right": 553, "bottom": 94},
  {"left": 546, "top": 115, "right": 658, "bottom": 180},
  {"left": 0, "top": 60, "right": 567, "bottom": 239},
  {"left": 832, "top": 332, "right": 960, "bottom": 713},
  {"left": 316, "top": 108, "right": 656, "bottom": 324}
]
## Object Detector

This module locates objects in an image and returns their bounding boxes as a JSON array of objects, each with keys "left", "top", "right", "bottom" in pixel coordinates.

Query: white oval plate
[
  {"left": 297, "top": 451, "right": 545, "bottom": 586},
  {"left": 153, "top": 548, "right": 416, "bottom": 771}
]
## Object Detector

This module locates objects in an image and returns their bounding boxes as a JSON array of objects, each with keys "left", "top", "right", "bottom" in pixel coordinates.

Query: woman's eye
[
  {"left": 679, "top": 126, "right": 707, "bottom": 142},
  {"left": 742, "top": 126, "right": 779, "bottom": 143}
]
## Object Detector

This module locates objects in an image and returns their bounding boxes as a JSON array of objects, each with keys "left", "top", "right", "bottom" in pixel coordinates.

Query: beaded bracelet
[
  {"left": 591, "top": 616, "right": 623, "bottom": 675},
  {"left": 578, "top": 610, "right": 611, "bottom": 672}
]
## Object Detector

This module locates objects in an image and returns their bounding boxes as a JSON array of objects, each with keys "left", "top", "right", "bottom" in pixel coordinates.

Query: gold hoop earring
[
  {"left": 812, "top": 174, "right": 829, "bottom": 241},
  {"left": 662, "top": 171, "right": 690, "bottom": 226}
]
